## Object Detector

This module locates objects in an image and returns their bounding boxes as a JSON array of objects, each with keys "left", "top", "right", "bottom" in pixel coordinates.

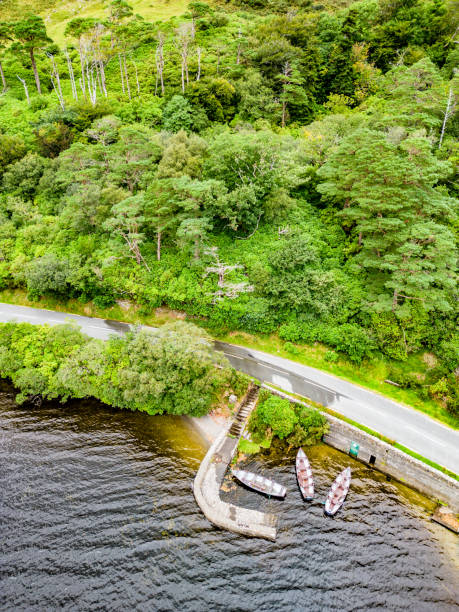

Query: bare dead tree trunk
[
  {"left": 280, "top": 61, "right": 292, "bottom": 128},
  {"left": 121, "top": 231, "right": 151, "bottom": 271},
  {"left": 95, "top": 61, "right": 104, "bottom": 96},
  {"left": 281, "top": 100, "right": 287, "bottom": 128},
  {"left": 47, "top": 53, "right": 65, "bottom": 109},
  {"left": 439, "top": 87, "right": 456, "bottom": 149},
  {"left": 204, "top": 246, "right": 253, "bottom": 302},
  {"left": 157, "top": 231, "right": 161, "bottom": 261},
  {"left": 181, "top": 60, "right": 185, "bottom": 93},
  {"left": 123, "top": 54, "right": 131, "bottom": 100},
  {"left": 64, "top": 49, "right": 78, "bottom": 100},
  {"left": 191, "top": 17, "right": 196, "bottom": 40},
  {"left": 51, "top": 75, "right": 65, "bottom": 109},
  {"left": 29, "top": 48, "right": 41, "bottom": 94},
  {"left": 86, "top": 62, "right": 97, "bottom": 107},
  {"left": 133, "top": 60, "right": 140, "bottom": 93},
  {"left": 119, "top": 53, "right": 125, "bottom": 94},
  {"left": 155, "top": 33, "right": 165, "bottom": 96},
  {"left": 99, "top": 60, "right": 107, "bottom": 96},
  {"left": 177, "top": 24, "right": 191, "bottom": 93},
  {"left": 196, "top": 47, "right": 201, "bottom": 81},
  {"left": 236, "top": 29, "right": 242, "bottom": 65},
  {"left": 93, "top": 25, "right": 107, "bottom": 97},
  {"left": 78, "top": 40, "right": 86, "bottom": 96},
  {"left": 16, "top": 75, "right": 30, "bottom": 104},
  {"left": 0, "top": 61, "right": 7, "bottom": 91}
]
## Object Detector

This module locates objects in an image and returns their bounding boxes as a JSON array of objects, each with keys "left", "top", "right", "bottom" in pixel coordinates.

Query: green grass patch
[
  {"left": 394, "top": 444, "right": 459, "bottom": 482},
  {"left": 46, "top": 0, "right": 193, "bottom": 45},
  {"left": 237, "top": 438, "right": 261, "bottom": 454}
]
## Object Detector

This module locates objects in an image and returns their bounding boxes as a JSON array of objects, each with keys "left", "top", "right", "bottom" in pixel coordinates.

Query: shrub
[
  {"left": 323, "top": 323, "right": 375, "bottom": 363},
  {"left": 371, "top": 313, "right": 407, "bottom": 361},
  {"left": 279, "top": 321, "right": 303, "bottom": 343},
  {"left": 283, "top": 342, "right": 300, "bottom": 355},
  {"left": 429, "top": 375, "right": 459, "bottom": 417},
  {"left": 35, "top": 122, "right": 74, "bottom": 158},
  {"left": 289, "top": 405, "right": 329, "bottom": 446},
  {"left": 0, "top": 134, "right": 26, "bottom": 177},
  {"left": 248, "top": 392, "right": 329, "bottom": 449},
  {"left": 250, "top": 396, "right": 298, "bottom": 439},
  {"left": 439, "top": 338, "right": 459, "bottom": 372},
  {"left": 279, "top": 320, "right": 374, "bottom": 363},
  {"left": 163, "top": 95, "right": 194, "bottom": 133},
  {"left": 25, "top": 254, "right": 71, "bottom": 298}
]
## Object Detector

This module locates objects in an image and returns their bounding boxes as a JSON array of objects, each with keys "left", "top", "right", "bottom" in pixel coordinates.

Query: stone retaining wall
[{"left": 264, "top": 385, "right": 459, "bottom": 513}]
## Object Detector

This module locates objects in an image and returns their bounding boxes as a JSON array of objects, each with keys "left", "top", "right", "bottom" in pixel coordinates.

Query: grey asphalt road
[{"left": 1, "top": 302, "right": 458, "bottom": 473}]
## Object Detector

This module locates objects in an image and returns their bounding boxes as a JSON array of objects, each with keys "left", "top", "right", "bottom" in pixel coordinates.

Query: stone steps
[{"left": 228, "top": 387, "right": 259, "bottom": 437}]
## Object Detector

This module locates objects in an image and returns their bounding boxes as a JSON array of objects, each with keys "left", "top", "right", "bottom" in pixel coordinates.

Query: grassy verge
[
  {"left": 218, "top": 330, "right": 458, "bottom": 429},
  {"left": 1, "top": 288, "right": 457, "bottom": 430},
  {"left": 392, "top": 444, "right": 459, "bottom": 482}
]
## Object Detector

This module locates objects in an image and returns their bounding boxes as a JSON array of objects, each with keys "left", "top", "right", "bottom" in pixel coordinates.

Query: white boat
[
  {"left": 296, "top": 448, "right": 314, "bottom": 500},
  {"left": 231, "top": 469, "right": 287, "bottom": 498},
  {"left": 324, "top": 467, "right": 351, "bottom": 516}
]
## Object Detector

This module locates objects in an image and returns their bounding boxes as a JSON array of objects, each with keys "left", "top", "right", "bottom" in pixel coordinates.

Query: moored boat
[
  {"left": 296, "top": 448, "right": 314, "bottom": 500},
  {"left": 231, "top": 469, "right": 287, "bottom": 498},
  {"left": 324, "top": 467, "right": 351, "bottom": 516}
]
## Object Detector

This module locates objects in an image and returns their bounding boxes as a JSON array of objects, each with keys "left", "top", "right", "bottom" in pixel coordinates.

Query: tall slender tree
[
  {"left": 155, "top": 33, "right": 165, "bottom": 95},
  {"left": 277, "top": 61, "right": 308, "bottom": 127},
  {"left": 13, "top": 15, "right": 52, "bottom": 94}
]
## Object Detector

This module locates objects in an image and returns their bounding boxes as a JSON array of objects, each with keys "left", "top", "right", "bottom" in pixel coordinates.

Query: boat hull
[
  {"left": 296, "top": 448, "right": 314, "bottom": 501},
  {"left": 324, "top": 467, "right": 351, "bottom": 516},
  {"left": 231, "top": 469, "right": 287, "bottom": 498}
]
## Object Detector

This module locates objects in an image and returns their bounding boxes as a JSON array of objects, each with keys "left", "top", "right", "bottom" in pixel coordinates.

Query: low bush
[
  {"left": 279, "top": 319, "right": 374, "bottom": 363},
  {"left": 248, "top": 393, "right": 329, "bottom": 449}
]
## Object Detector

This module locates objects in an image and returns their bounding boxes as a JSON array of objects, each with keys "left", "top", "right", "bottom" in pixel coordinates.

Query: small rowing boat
[
  {"left": 324, "top": 467, "right": 351, "bottom": 516},
  {"left": 231, "top": 469, "right": 287, "bottom": 498},
  {"left": 296, "top": 448, "right": 314, "bottom": 500}
]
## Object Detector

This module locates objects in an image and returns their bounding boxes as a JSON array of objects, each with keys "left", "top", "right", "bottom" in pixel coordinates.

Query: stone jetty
[{"left": 193, "top": 386, "right": 279, "bottom": 541}]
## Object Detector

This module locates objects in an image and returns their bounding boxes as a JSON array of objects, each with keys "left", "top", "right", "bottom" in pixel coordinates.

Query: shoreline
[{"left": 188, "top": 412, "right": 230, "bottom": 448}]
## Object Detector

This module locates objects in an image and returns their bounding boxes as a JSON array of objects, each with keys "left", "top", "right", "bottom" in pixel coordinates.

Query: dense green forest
[{"left": 0, "top": 0, "right": 457, "bottom": 417}]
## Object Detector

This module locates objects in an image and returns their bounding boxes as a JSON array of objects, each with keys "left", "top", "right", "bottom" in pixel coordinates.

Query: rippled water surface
[{"left": 1, "top": 382, "right": 458, "bottom": 611}]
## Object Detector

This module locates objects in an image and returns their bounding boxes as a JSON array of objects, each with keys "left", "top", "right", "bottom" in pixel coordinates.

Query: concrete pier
[
  {"left": 193, "top": 385, "right": 278, "bottom": 541},
  {"left": 193, "top": 430, "right": 278, "bottom": 541}
]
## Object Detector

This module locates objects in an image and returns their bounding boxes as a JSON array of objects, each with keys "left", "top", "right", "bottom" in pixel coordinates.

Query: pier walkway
[{"left": 193, "top": 387, "right": 278, "bottom": 541}]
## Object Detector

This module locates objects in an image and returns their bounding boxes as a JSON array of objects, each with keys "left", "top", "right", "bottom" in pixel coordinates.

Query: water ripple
[{"left": 0, "top": 383, "right": 457, "bottom": 611}]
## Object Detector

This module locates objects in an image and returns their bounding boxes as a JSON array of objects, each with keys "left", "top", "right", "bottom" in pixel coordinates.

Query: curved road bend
[{"left": 0, "top": 302, "right": 458, "bottom": 474}]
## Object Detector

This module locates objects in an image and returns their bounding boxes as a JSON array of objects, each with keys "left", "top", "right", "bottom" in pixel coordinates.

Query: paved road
[{"left": 1, "top": 302, "right": 458, "bottom": 473}]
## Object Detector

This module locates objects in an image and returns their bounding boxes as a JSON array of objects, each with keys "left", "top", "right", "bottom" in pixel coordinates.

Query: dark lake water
[{"left": 1, "top": 381, "right": 458, "bottom": 611}]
